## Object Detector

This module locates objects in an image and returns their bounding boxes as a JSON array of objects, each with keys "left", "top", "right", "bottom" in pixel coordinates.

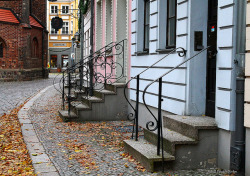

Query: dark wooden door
[{"left": 206, "top": 0, "right": 218, "bottom": 117}]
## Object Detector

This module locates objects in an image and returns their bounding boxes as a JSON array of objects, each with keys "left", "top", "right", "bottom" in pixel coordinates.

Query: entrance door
[{"left": 206, "top": 0, "right": 218, "bottom": 117}]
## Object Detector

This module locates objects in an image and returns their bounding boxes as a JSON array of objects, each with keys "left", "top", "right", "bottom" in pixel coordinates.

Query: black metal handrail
[
  {"left": 53, "top": 40, "right": 116, "bottom": 95},
  {"left": 142, "top": 46, "right": 210, "bottom": 172},
  {"left": 124, "top": 47, "right": 186, "bottom": 141},
  {"left": 54, "top": 39, "right": 127, "bottom": 118}
]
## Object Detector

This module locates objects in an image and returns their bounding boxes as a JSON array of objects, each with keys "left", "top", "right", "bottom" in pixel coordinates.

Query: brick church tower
[{"left": 0, "top": 0, "right": 48, "bottom": 81}]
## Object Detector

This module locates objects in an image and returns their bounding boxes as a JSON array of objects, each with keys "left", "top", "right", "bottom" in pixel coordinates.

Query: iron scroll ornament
[{"left": 124, "top": 47, "right": 186, "bottom": 122}]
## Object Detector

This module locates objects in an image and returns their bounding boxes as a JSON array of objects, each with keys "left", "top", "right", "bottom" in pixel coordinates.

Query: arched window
[
  {"left": 33, "top": 37, "right": 39, "bottom": 58},
  {"left": 0, "top": 37, "right": 6, "bottom": 58},
  {"left": 0, "top": 42, "right": 3, "bottom": 58}
]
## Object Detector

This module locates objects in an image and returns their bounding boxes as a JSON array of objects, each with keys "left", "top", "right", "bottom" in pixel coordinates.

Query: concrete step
[
  {"left": 163, "top": 115, "right": 217, "bottom": 140},
  {"left": 81, "top": 95, "right": 103, "bottom": 106},
  {"left": 58, "top": 110, "right": 78, "bottom": 122},
  {"left": 71, "top": 101, "right": 90, "bottom": 111},
  {"left": 124, "top": 139, "right": 175, "bottom": 172},
  {"left": 93, "top": 89, "right": 116, "bottom": 99},
  {"left": 74, "top": 84, "right": 127, "bottom": 121},
  {"left": 144, "top": 128, "right": 197, "bottom": 155},
  {"left": 105, "top": 83, "right": 126, "bottom": 92}
]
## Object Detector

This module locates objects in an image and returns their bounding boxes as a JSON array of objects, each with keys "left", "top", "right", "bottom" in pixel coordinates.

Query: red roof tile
[
  {"left": 29, "top": 16, "right": 43, "bottom": 28},
  {"left": 0, "top": 9, "right": 19, "bottom": 24}
]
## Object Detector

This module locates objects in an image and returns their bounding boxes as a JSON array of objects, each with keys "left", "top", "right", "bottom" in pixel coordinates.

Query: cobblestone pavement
[
  {"left": 0, "top": 74, "right": 62, "bottom": 116},
  {"left": 27, "top": 85, "right": 237, "bottom": 176}
]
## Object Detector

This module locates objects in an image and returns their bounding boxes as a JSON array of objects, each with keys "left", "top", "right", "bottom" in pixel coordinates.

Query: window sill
[
  {"left": 136, "top": 50, "right": 149, "bottom": 56},
  {"left": 156, "top": 48, "right": 176, "bottom": 54}
]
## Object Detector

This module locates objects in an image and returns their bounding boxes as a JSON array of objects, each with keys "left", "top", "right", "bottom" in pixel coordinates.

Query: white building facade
[{"left": 129, "top": 0, "right": 246, "bottom": 170}]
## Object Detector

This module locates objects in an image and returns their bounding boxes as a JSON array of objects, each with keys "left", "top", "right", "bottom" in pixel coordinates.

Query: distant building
[
  {"left": 0, "top": 0, "right": 48, "bottom": 81},
  {"left": 47, "top": 0, "right": 79, "bottom": 72}
]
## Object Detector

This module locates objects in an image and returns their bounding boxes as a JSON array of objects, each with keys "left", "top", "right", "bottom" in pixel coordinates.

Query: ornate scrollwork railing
[
  {"left": 142, "top": 46, "right": 210, "bottom": 172},
  {"left": 123, "top": 47, "right": 187, "bottom": 141},
  {"left": 53, "top": 39, "right": 127, "bottom": 117}
]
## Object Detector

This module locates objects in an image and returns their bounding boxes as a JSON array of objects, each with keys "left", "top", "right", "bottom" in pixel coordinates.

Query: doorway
[{"left": 206, "top": 0, "right": 218, "bottom": 117}]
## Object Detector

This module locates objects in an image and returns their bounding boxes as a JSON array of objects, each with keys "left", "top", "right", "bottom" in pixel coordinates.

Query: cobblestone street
[
  {"left": 25, "top": 84, "right": 236, "bottom": 176},
  {"left": 0, "top": 74, "right": 61, "bottom": 116}
]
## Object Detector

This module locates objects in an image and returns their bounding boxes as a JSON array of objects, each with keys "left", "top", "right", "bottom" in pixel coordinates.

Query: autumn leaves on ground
[
  {"left": 0, "top": 102, "right": 146, "bottom": 175},
  {"left": 0, "top": 104, "right": 36, "bottom": 176}
]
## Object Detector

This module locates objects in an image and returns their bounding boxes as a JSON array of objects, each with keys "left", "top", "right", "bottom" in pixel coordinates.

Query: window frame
[
  {"left": 50, "top": 22, "right": 58, "bottom": 34},
  {"left": 62, "top": 5, "right": 69, "bottom": 14},
  {"left": 50, "top": 5, "right": 58, "bottom": 14},
  {"left": 166, "top": 0, "right": 177, "bottom": 48},
  {"left": 143, "top": 0, "right": 150, "bottom": 51},
  {"left": 32, "top": 38, "right": 39, "bottom": 58},
  {"left": 71, "top": 21, "right": 73, "bottom": 34},
  {"left": 62, "top": 21, "right": 69, "bottom": 34},
  {"left": 0, "top": 42, "right": 3, "bottom": 58}
]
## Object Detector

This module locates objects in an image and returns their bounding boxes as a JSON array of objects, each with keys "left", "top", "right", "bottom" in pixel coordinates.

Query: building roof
[
  {"left": 29, "top": 16, "right": 43, "bottom": 28},
  {"left": 0, "top": 8, "right": 19, "bottom": 24}
]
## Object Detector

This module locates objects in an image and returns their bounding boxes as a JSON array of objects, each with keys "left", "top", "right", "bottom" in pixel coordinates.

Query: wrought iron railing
[
  {"left": 53, "top": 39, "right": 127, "bottom": 117},
  {"left": 124, "top": 47, "right": 186, "bottom": 141},
  {"left": 142, "top": 46, "right": 210, "bottom": 171}
]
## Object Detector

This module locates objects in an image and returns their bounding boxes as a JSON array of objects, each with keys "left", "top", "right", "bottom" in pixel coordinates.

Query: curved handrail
[
  {"left": 142, "top": 46, "right": 210, "bottom": 131},
  {"left": 124, "top": 47, "right": 186, "bottom": 120},
  {"left": 53, "top": 39, "right": 126, "bottom": 96},
  {"left": 52, "top": 40, "right": 117, "bottom": 93},
  {"left": 54, "top": 39, "right": 127, "bottom": 112}
]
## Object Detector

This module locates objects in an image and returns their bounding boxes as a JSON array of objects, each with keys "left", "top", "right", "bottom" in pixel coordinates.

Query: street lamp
[{"left": 74, "top": 32, "right": 80, "bottom": 42}]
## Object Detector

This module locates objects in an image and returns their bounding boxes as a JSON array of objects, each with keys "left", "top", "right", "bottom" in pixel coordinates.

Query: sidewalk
[{"left": 23, "top": 84, "right": 235, "bottom": 176}]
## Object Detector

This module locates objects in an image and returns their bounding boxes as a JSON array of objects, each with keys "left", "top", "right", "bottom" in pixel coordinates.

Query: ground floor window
[
  {"left": 50, "top": 55, "right": 57, "bottom": 68},
  {"left": 62, "top": 55, "right": 69, "bottom": 68}
]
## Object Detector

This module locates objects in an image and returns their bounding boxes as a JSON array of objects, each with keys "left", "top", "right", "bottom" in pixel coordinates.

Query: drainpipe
[
  {"left": 42, "top": 29, "right": 45, "bottom": 78},
  {"left": 230, "top": 0, "right": 246, "bottom": 173},
  {"left": 89, "top": 0, "right": 94, "bottom": 96}
]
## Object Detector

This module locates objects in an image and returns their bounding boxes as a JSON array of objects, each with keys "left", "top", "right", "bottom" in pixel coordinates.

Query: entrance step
[
  {"left": 58, "top": 110, "right": 78, "bottom": 122},
  {"left": 61, "top": 83, "right": 128, "bottom": 121},
  {"left": 124, "top": 115, "right": 218, "bottom": 172},
  {"left": 144, "top": 128, "right": 197, "bottom": 155},
  {"left": 163, "top": 115, "right": 217, "bottom": 140},
  {"left": 124, "top": 139, "right": 175, "bottom": 172}
]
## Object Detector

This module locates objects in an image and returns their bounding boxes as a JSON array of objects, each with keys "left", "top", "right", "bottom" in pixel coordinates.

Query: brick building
[{"left": 0, "top": 0, "right": 48, "bottom": 81}]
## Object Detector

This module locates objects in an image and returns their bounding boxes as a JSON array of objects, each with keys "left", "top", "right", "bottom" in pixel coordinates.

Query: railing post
[
  {"left": 135, "top": 75, "right": 140, "bottom": 141},
  {"left": 104, "top": 47, "right": 107, "bottom": 88},
  {"left": 68, "top": 71, "right": 71, "bottom": 116},
  {"left": 62, "top": 72, "right": 65, "bottom": 110},
  {"left": 157, "top": 78, "right": 163, "bottom": 156},
  {"left": 80, "top": 59, "right": 83, "bottom": 91}
]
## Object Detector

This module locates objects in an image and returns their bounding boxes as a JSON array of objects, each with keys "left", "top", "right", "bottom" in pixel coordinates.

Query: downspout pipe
[
  {"left": 89, "top": 0, "right": 94, "bottom": 96},
  {"left": 42, "top": 29, "right": 45, "bottom": 78},
  {"left": 230, "top": 0, "right": 246, "bottom": 173}
]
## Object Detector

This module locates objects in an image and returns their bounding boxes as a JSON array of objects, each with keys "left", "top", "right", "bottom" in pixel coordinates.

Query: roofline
[
  {"left": 30, "top": 14, "right": 46, "bottom": 29},
  {"left": 0, "top": 7, "right": 21, "bottom": 23}
]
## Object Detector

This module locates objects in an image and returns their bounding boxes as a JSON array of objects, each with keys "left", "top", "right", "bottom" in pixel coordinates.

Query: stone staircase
[
  {"left": 59, "top": 83, "right": 128, "bottom": 122},
  {"left": 124, "top": 115, "right": 218, "bottom": 172}
]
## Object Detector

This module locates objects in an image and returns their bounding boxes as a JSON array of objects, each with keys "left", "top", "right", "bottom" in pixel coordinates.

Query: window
[
  {"left": 84, "top": 30, "right": 90, "bottom": 56},
  {"left": 71, "top": 4, "right": 74, "bottom": 13},
  {"left": 71, "top": 21, "right": 73, "bottom": 34},
  {"left": 62, "top": 22, "right": 69, "bottom": 34},
  {"left": 50, "top": 55, "right": 57, "bottom": 68},
  {"left": 62, "top": 6, "right": 69, "bottom": 14},
  {"left": 144, "top": 0, "right": 150, "bottom": 51},
  {"left": 51, "top": 23, "right": 58, "bottom": 34},
  {"left": 0, "top": 42, "right": 3, "bottom": 58},
  {"left": 166, "top": 0, "right": 177, "bottom": 47},
  {"left": 51, "top": 5, "right": 58, "bottom": 14},
  {"left": 33, "top": 38, "right": 39, "bottom": 58},
  {"left": 62, "top": 55, "right": 69, "bottom": 68}
]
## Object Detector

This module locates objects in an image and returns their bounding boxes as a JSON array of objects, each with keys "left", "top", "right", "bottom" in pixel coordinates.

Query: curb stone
[{"left": 18, "top": 85, "right": 60, "bottom": 176}]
